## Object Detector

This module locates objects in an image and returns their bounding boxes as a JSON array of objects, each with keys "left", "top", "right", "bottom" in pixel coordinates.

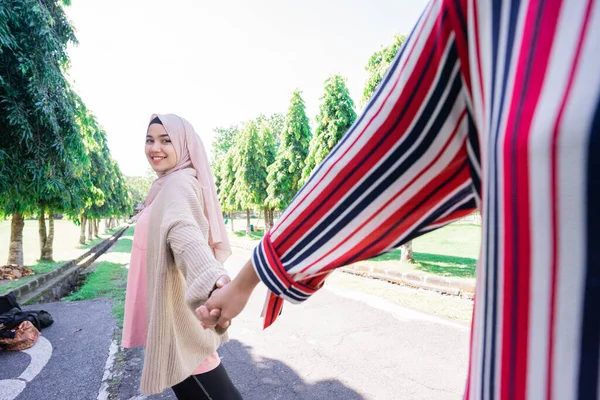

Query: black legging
[{"left": 171, "top": 363, "right": 243, "bottom": 400}]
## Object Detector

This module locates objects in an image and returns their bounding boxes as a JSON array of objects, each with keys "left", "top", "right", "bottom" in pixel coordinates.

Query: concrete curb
[
  {"left": 1, "top": 226, "right": 129, "bottom": 301},
  {"left": 229, "top": 239, "right": 475, "bottom": 299},
  {"left": 340, "top": 264, "right": 475, "bottom": 299}
]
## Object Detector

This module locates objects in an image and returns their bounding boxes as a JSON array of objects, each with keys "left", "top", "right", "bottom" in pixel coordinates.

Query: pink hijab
[{"left": 145, "top": 113, "right": 231, "bottom": 264}]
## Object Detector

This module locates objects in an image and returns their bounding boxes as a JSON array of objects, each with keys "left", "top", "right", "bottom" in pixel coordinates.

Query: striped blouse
[{"left": 252, "top": 0, "right": 600, "bottom": 398}]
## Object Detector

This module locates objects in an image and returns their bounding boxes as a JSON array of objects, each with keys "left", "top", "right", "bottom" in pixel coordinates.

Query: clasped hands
[{"left": 195, "top": 260, "right": 259, "bottom": 330}]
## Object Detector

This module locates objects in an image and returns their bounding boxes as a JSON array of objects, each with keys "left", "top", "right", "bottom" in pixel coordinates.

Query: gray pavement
[
  {"left": 0, "top": 298, "right": 115, "bottom": 400},
  {"left": 119, "top": 251, "right": 469, "bottom": 400},
  {"left": 0, "top": 251, "right": 469, "bottom": 400}
]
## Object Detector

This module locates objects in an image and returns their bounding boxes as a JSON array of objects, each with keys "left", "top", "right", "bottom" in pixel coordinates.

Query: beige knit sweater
[{"left": 141, "top": 172, "right": 229, "bottom": 394}]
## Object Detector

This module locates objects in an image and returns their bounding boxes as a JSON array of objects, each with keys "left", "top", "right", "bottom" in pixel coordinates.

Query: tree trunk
[
  {"left": 263, "top": 206, "right": 270, "bottom": 232},
  {"left": 39, "top": 210, "right": 47, "bottom": 260},
  {"left": 400, "top": 240, "right": 414, "bottom": 263},
  {"left": 104, "top": 218, "right": 110, "bottom": 234},
  {"left": 87, "top": 216, "right": 93, "bottom": 241},
  {"left": 246, "top": 209, "right": 251, "bottom": 235},
  {"left": 79, "top": 216, "right": 87, "bottom": 245},
  {"left": 45, "top": 213, "right": 55, "bottom": 261},
  {"left": 230, "top": 212, "right": 234, "bottom": 232},
  {"left": 38, "top": 210, "right": 53, "bottom": 261},
  {"left": 94, "top": 219, "right": 100, "bottom": 238},
  {"left": 8, "top": 213, "right": 25, "bottom": 265},
  {"left": 269, "top": 209, "right": 275, "bottom": 230}
]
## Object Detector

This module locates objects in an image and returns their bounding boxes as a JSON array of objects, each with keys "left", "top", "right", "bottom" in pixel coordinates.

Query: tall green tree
[
  {"left": 211, "top": 125, "right": 239, "bottom": 171},
  {"left": 256, "top": 113, "right": 283, "bottom": 230},
  {"left": 362, "top": 34, "right": 407, "bottom": 107},
  {"left": 266, "top": 90, "right": 312, "bottom": 213},
  {"left": 79, "top": 113, "right": 131, "bottom": 244},
  {"left": 232, "top": 119, "right": 264, "bottom": 234},
  {"left": 211, "top": 125, "right": 239, "bottom": 231},
  {"left": 0, "top": 0, "right": 86, "bottom": 265},
  {"left": 218, "top": 148, "right": 238, "bottom": 232},
  {"left": 35, "top": 92, "right": 94, "bottom": 261},
  {"left": 363, "top": 34, "right": 414, "bottom": 262},
  {"left": 301, "top": 75, "right": 357, "bottom": 185}
]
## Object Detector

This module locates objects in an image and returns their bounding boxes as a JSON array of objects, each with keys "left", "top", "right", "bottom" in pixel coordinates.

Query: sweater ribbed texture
[{"left": 141, "top": 173, "right": 228, "bottom": 394}]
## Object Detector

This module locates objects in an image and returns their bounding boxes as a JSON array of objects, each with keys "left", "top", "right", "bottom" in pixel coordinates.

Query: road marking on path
[
  {"left": 19, "top": 336, "right": 52, "bottom": 381},
  {"left": 0, "top": 336, "right": 53, "bottom": 400},
  {"left": 325, "top": 285, "right": 470, "bottom": 332}
]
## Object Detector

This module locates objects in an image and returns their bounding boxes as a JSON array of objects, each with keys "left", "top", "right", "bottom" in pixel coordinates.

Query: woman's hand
[
  {"left": 214, "top": 275, "right": 231, "bottom": 290},
  {"left": 200, "top": 275, "right": 231, "bottom": 327},
  {"left": 196, "top": 260, "right": 259, "bottom": 329}
]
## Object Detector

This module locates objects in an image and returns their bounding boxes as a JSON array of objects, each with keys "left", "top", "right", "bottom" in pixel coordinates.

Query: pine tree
[
  {"left": 301, "top": 75, "right": 357, "bottom": 184},
  {"left": 362, "top": 34, "right": 407, "bottom": 107},
  {"left": 266, "top": 90, "right": 312, "bottom": 212},
  {"left": 257, "top": 113, "right": 284, "bottom": 230},
  {"left": 232, "top": 120, "right": 263, "bottom": 234}
]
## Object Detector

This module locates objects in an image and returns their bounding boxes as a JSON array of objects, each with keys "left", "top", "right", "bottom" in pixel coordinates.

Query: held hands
[{"left": 195, "top": 260, "right": 260, "bottom": 330}]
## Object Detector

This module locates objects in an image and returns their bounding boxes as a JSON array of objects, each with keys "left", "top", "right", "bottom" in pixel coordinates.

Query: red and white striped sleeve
[{"left": 252, "top": 0, "right": 479, "bottom": 328}]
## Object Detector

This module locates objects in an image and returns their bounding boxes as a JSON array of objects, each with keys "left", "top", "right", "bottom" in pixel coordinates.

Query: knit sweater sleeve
[{"left": 164, "top": 176, "right": 229, "bottom": 311}]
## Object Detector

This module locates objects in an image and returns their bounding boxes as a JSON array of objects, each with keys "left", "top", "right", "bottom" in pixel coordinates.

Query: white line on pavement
[
  {"left": 0, "top": 379, "right": 26, "bottom": 400},
  {"left": 0, "top": 336, "right": 53, "bottom": 400},
  {"left": 19, "top": 336, "right": 53, "bottom": 382}
]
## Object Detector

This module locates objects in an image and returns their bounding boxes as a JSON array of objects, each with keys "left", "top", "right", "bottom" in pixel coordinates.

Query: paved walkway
[
  {"left": 0, "top": 251, "right": 469, "bottom": 400},
  {"left": 0, "top": 298, "right": 115, "bottom": 400},
  {"left": 119, "top": 250, "right": 469, "bottom": 400}
]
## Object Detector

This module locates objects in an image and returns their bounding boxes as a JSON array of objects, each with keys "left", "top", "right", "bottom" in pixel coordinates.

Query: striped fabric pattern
[{"left": 252, "top": 0, "right": 600, "bottom": 398}]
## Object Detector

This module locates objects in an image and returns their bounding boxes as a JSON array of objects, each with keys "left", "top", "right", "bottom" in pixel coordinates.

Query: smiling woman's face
[{"left": 145, "top": 123, "right": 177, "bottom": 173}]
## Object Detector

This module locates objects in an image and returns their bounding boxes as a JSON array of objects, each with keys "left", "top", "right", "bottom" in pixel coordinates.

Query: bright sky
[{"left": 65, "top": 0, "right": 429, "bottom": 176}]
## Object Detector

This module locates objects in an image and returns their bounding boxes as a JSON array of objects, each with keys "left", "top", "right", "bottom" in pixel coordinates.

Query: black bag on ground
[
  {"left": 0, "top": 308, "right": 54, "bottom": 338},
  {"left": 0, "top": 292, "right": 21, "bottom": 314}
]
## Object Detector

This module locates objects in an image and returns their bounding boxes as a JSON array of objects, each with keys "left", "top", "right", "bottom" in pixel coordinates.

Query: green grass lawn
[
  {"left": 232, "top": 220, "right": 481, "bottom": 280},
  {"left": 233, "top": 229, "right": 267, "bottom": 241},
  {"left": 370, "top": 221, "right": 480, "bottom": 279},
  {"left": 0, "top": 218, "right": 124, "bottom": 266},
  {"left": 64, "top": 226, "right": 134, "bottom": 327},
  {"left": 0, "top": 218, "right": 125, "bottom": 293},
  {"left": 0, "top": 219, "right": 84, "bottom": 266}
]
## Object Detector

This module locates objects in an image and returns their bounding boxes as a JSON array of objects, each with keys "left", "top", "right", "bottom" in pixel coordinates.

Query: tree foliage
[
  {"left": 232, "top": 119, "right": 264, "bottom": 210},
  {"left": 0, "top": 0, "right": 131, "bottom": 263},
  {"left": 126, "top": 169, "right": 155, "bottom": 207},
  {"left": 211, "top": 125, "right": 239, "bottom": 213},
  {"left": 0, "top": 0, "right": 83, "bottom": 218},
  {"left": 362, "top": 34, "right": 406, "bottom": 106},
  {"left": 302, "top": 75, "right": 356, "bottom": 184},
  {"left": 266, "top": 90, "right": 312, "bottom": 210},
  {"left": 255, "top": 113, "right": 283, "bottom": 206}
]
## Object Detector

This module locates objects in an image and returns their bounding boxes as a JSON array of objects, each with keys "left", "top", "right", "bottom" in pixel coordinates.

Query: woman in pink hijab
[{"left": 122, "top": 114, "right": 242, "bottom": 399}]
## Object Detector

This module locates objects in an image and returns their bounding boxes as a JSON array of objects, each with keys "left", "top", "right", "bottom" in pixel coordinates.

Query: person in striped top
[{"left": 197, "top": 0, "right": 599, "bottom": 398}]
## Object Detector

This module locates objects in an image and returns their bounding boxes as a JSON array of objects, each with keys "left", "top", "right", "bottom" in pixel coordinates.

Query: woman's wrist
[{"left": 233, "top": 260, "right": 260, "bottom": 294}]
